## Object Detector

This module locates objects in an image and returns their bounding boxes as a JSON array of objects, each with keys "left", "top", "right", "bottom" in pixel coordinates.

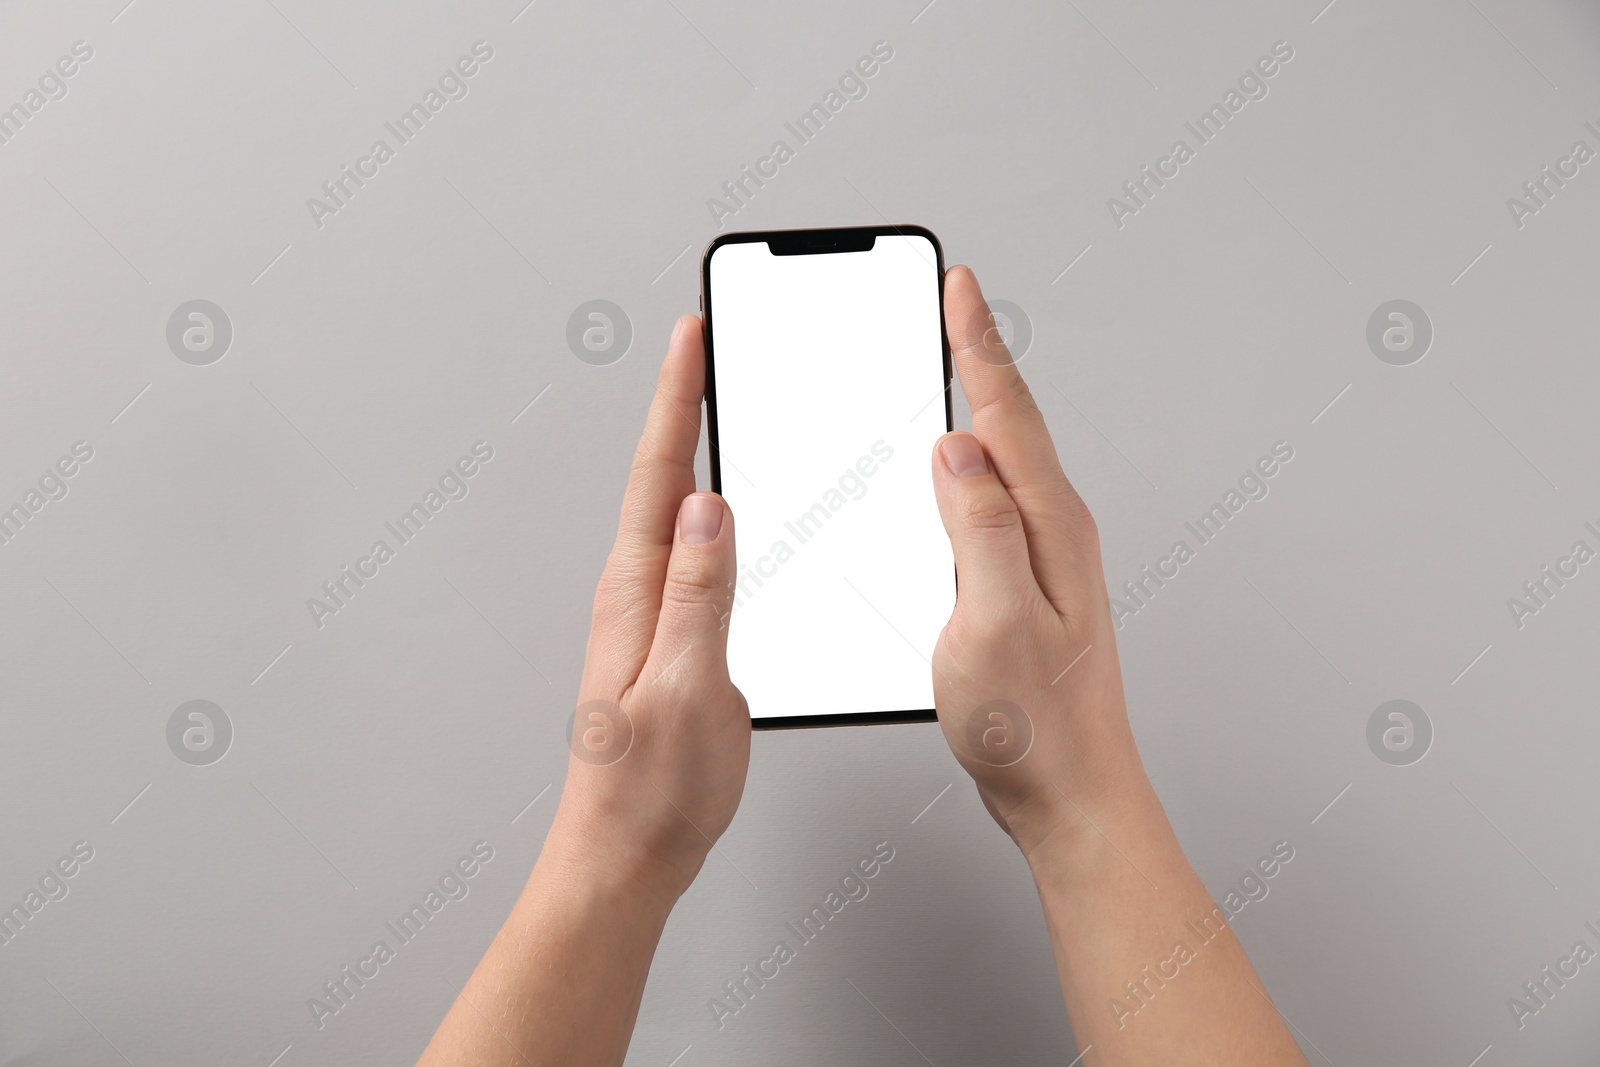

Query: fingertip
[
  {"left": 936, "top": 432, "right": 991, "bottom": 478},
  {"left": 678, "top": 491, "right": 727, "bottom": 545},
  {"left": 944, "top": 264, "right": 981, "bottom": 300},
  {"left": 657, "top": 315, "right": 706, "bottom": 397},
  {"left": 943, "top": 268, "right": 996, "bottom": 364},
  {"left": 663, "top": 314, "right": 696, "bottom": 357},
  {"left": 669, "top": 314, "right": 702, "bottom": 348}
]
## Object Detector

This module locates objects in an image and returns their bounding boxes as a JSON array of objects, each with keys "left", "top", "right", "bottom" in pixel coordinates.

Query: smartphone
[{"left": 701, "top": 225, "right": 956, "bottom": 728}]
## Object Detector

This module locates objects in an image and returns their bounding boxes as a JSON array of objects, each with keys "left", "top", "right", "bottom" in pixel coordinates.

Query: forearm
[
  {"left": 415, "top": 813, "right": 679, "bottom": 1067},
  {"left": 1022, "top": 738, "right": 1308, "bottom": 1066}
]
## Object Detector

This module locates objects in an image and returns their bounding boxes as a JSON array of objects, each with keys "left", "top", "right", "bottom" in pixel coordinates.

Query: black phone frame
[{"left": 699, "top": 224, "right": 953, "bottom": 730}]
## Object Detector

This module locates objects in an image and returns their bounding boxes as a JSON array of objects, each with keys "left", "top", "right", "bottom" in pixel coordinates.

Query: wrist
[
  {"left": 1016, "top": 775, "right": 1159, "bottom": 866},
  {"left": 539, "top": 793, "right": 704, "bottom": 914},
  {"left": 1006, "top": 714, "right": 1157, "bottom": 866},
  {"left": 1013, "top": 754, "right": 1176, "bottom": 904}
]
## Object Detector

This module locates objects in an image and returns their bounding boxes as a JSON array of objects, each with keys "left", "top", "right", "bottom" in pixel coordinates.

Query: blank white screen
[{"left": 707, "top": 234, "right": 955, "bottom": 721}]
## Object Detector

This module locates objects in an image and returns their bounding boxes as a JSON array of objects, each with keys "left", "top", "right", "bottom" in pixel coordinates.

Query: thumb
[
  {"left": 932, "top": 432, "right": 1038, "bottom": 604},
  {"left": 647, "top": 492, "right": 737, "bottom": 681}
]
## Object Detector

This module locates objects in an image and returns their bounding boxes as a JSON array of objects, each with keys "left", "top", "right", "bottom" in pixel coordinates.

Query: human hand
[
  {"left": 929, "top": 266, "right": 1146, "bottom": 861},
  {"left": 549, "top": 315, "right": 750, "bottom": 906},
  {"left": 928, "top": 269, "right": 1311, "bottom": 1067},
  {"left": 416, "top": 317, "right": 748, "bottom": 1067}
]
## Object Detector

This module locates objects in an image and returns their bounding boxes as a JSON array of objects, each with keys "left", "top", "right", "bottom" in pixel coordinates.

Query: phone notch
[{"left": 767, "top": 230, "right": 878, "bottom": 256}]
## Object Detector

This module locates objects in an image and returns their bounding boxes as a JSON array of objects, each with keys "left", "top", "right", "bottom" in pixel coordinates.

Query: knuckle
[
  {"left": 960, "top": 491, "right": 1023, "bottom": 537},
  {"left": 631, "top": 433, "right": 693, "bottom": 478},
  {"left": 942, "top": 604, "right": 1019, "bottom": 664},
  {"left": 591, "top": 568, "right": 627, "bottom": 620},
  {"left": 592, "top": 557, "right": 663, "bottom": 634},
  {"left": 950, "top": 334, "right": 990, "bottom": 366},
  {"left": 595, "top": 555, "right": 644, "bottom": 607},
  {"left": 662, "top": 562, "right": 725, "bottom": 607},
  {"left": 1020, "top": 480, "right": 1100, "bottom": 547},
  {"left": 970, "top": 374, "right": 1043, "bottom": 424},
  {"left": 1007, "top": 376, "right": 1043, "bottom": 419},
  {"left": 1056, "top": 495, "right": 1103, "bottom": 563},
  {"left": 1070, "top": 503, "right": 1101, "bottom": 552}
]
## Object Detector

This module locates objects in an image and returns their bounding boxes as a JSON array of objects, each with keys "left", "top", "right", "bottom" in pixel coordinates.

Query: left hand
[{"left": 550, "top": 314, "right": 751, "bottom": 906}]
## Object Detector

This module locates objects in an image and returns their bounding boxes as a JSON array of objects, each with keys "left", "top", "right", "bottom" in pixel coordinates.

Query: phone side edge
[
  {"left": 751, "top": 708, "right": 939, "bottom": 730},
  {"left": 700, "top": 235, "right": 739, "bottom": 498}
]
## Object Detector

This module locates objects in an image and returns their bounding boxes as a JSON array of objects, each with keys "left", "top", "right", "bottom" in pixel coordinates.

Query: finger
[
  {"left": 945, "top": 265, "right": 1097, "bottom": 609},
  {"left": 645, "top": 492, "right": 737, "bottom": 684},
  {"left": 931, "top": 432, "right": 1040, "bottom": 606},
  {"left": 587, "top": 316, "right": 706, "bottom": 685}
]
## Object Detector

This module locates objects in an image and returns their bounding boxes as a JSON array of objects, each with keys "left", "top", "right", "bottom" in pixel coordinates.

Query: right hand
[{"left": 929, "top": 266, "right": 1145, "bottom": 858}]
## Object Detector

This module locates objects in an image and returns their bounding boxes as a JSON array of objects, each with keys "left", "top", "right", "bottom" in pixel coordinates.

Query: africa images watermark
[
  {"left": 0, "top": 40, "right": 95, "bottom": 148},
  {"left": 306, "top": 41, "right": 496, "bottom": 230},
  {"left": 1505, "top": 918, "right": 1600, "bottom": 1032},
  {"left": 0, "top": 441, "right": 95, "bottom": 550},
  {"left": 1110, "top": 840, "right": 1296, "bottom": 1030},
  {"left": 729, "top": 440, "right": 895, "bottom": 617},
  {"left": 1107, "top": 40, "right": 1296, "bottom": 230},
  {"left": 706, "top": 40, "right": 895, "bottom": 228},
  {"left": 0, "top": 841, "right": 95, "bottom": 951},
  {"left": 307, "top": 441, "right": 495, "bottom": 629},
  {"left": 1506, "top": 119, "right": 1600, "bottom": 231},
  {"left": 306, "top": 840, "right": 495, "bottom": 1030},
  {"left": 1111, "top": 441, "right": 1295, "bottom": 629},
  {"left": 1505, "top": 520, "right": 1600, "bottom": 630},
  {"left": 707, "top": 841, "right": 896, "bottom": 1029}
]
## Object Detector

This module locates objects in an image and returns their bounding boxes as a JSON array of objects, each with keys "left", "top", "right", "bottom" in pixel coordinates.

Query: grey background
[{"left": 2, "top": 0, "right": 1597, "bottom": 1064}]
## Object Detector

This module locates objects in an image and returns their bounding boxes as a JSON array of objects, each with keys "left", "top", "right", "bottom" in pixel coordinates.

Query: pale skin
[{"left": 415, "top": 266, "right": 1310, "bottom": 1067}]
